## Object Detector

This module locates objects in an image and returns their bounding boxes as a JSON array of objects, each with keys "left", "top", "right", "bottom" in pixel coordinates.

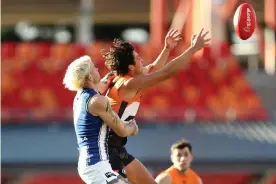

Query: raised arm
[
  {"left": 88, "top": 94, "right": 138, "bottom": 137},
  {"left": 97, "top": 72, "right": 115, "bottom": 95},
  {"left": 125, "top": 28, "right": 211, "bottom": 92},
  {"left": 144, "top": 29, "right": 182, "bottom": 73}
]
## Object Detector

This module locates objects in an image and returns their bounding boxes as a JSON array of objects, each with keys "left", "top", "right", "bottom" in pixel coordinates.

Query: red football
[{"left": 233, "top": 3, "right": 256, "bottom": 40}]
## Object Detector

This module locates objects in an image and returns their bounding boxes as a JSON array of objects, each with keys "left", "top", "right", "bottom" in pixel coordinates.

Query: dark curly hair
[{"left": 101, "top": 39, "right": 135, "bottom": 76}]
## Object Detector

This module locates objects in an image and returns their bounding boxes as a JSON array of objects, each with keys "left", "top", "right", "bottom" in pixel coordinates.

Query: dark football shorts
[{"left": 108, "top": 146, "right": 135, "bottom": 178}]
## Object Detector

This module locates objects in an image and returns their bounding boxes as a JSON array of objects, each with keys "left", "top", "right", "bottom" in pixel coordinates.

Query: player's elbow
[{"left": 151, "top": 64, "right": 163, "bottom": 72}]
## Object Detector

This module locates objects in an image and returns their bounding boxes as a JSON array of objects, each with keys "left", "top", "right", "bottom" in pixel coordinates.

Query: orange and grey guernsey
[
  {"left": 106, "top": 75, "right": 142, "bottom": 147},
  {"left": 161, "top": 166, "right": 201, "bottom": 184}
]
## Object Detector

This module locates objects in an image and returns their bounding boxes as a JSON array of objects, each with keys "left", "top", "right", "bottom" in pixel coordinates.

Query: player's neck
[
  {"left": 174, "top": 166, "right": 189, "bottom": 175},
  {"left": 84, "top": 82, "right": 99, "bottom": 91},
  {"left": 127, "top": 70, "right": 136, "bottom": 77}
]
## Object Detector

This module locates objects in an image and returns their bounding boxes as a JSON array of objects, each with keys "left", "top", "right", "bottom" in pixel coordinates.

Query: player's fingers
[
  {"left": 168, "top": 29, "right": 175, "bottom": 36},
  {"left": 166, "top": 29, "right": 172, "bottom": 37},
  {"left": 173, "top": 31, "right": 181, "bottom": 37},
  {"left": 201, "top": 31, "right": 209, "bottom": 39},
  {"left": 173, "top": 32, "right": 181, "bottom": 38},
  {"left": 204, "top": 38, "right": 211, "bottom": 42},
  {"left": 204, "top": 42, "right": 211, "bottom": 46},
  {"left": 199, "top": 28, "right": 204, "bottom": 37},
  {"left": 191, "top": 34, "right": 197, "bottom": 40},
  {"left": 171, "top": 29, "right": 179, "bottom": 37},
  {"left": 175, "top": 37, "right": 182, "bottom": 41},
  {"left": 170, "top": 29, "right": 178, "bottom": 37}
]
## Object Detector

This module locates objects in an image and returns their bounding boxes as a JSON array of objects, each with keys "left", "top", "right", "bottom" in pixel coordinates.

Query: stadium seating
[{"left": 1, "top": 41, "right": 268, "bottom": 122}]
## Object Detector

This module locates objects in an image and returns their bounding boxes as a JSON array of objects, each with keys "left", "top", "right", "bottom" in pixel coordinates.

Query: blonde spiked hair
[{"left": 63, "top": 55, "right": 92, "bottom": 91}]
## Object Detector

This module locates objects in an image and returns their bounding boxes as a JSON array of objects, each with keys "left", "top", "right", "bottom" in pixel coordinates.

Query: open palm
[
  {"left": 191, "top": 28, "right": 211, "bottom": 51},
  {"left": 165, "top": 29, "right": 182, "bottom": 50}
]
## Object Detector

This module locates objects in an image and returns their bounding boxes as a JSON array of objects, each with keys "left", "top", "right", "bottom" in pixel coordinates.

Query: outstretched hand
[
  {"left": 165, "top": 29, "right": 182, "bottom": 50},
  {"left": 190, "top": 28, "right": 211, "bottom": 51}
]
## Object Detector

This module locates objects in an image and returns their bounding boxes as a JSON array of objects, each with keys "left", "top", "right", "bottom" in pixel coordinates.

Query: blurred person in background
[
  {"left": 100, "top": 28, "right": 210, "bottom": 184},
  {"left": 155, "top": 139, "right": 202, "bottom": 184},
  {"left": 63, "top": 55, "right": 139, "bottom": 184}
]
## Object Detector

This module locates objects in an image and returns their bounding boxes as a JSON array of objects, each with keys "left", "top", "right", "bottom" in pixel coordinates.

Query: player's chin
[
  {"left": 97, "top": 74, "right": 101, "bottom": 82},
  {"left": 96, "top": 76, "right": 101, "bottom": 84},
  {"left": 180, "top": 163, "right": 190, "bottom": 170}
]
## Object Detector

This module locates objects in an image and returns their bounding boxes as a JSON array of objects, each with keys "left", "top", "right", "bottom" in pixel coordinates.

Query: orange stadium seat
[
  {"left": 209, "top": 65, "right": 227, "bottom": 84},
  {"left": 39, "top": 43, "right": 73, "bottom": 73},
  {"left": 155, "top": 77, "right": 179, "bottom": 94},
  {"left": 86, "top": 41, "right": 111, "bottom": 64},
  {"left": 2, "top": 43, "right": 34, "bottom": 73},
  {"left": 1, "top": 42, "right": 16, "bottom": 60},
  {"left": 13, "top": 43, "right": 37, "bottom": 72},
  {"left": 36, "top": 42, "right": 51, "bottom": 58},
  {"left": 1, "top": 73, "right": 18, "bottom": 97},
  {"left": 181, "top": 85, "right": 200, "bottom": 106},
  {"left": 150, "top": 95, "right": 170, "bottom": 110}
]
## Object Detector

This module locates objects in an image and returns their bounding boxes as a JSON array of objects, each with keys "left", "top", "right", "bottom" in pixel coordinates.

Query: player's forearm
[
  {"left": 97, "top": 83, "right": 108, "bottom": 94},
  {"left": 163, "top": 46, "right": 197, "bottom": 77},
  {"left": 110, "top": 111, "right": 137, "bottom": 137},
  {"left": 151, "top": 47, "right": 171, "bottom": 72},
  {"left": 121, "top": 121, "right": 138, "bottom": 137},
  {"left": 98, "top": 72, "right": 114, "bottom": 94}
]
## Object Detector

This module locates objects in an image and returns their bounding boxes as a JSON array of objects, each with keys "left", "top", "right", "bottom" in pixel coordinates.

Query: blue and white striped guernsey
[{"left": 73, "top": 88, "right": 109, "bottom": 165}]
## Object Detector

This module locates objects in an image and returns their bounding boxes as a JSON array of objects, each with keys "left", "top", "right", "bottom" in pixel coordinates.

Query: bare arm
[
  {"left": 144, "top": 29, "right": 181, "bottom": 73},
  {"left": 155, "top": 173, "right": 172, "bottom": 184},
  {"left": 125, "top": 28, "right": 210, "bottom": 92},
  {"left": 88, "top": 94, "right": 138, "bottom": 137},
  {"left": 144, "top": 47, "right": 171, "bottom": 73},
  {"left": 97, "top": 72, "right": 115, "bottom": 95}
]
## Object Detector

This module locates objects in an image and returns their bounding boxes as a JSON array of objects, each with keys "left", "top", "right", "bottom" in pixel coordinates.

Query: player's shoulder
[
  {"left": 121, "top": 75, "right": 134, "bottom": 86},
  {"left": 155, "top": 171, "right": 172, "bottom": 184},
  {"left": 189, "top": 169, "right": 202, "bottom": 184},
  {"left": 112, "top": 75, "right": 133, "bottom": 91},
  {"left": 117, "top": 76, "right": 140, "bottom": 98},
  {"left": 88, "top": 94, "right": 108, "bottom": 108}
]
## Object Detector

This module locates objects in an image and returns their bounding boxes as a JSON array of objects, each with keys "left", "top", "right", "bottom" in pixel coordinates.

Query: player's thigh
[
  {"left": 125, "top": 159, "right": 157, "bottom": 184},
  {"left": 78, "top": 161, "right": 130, "bottom": 184}
]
